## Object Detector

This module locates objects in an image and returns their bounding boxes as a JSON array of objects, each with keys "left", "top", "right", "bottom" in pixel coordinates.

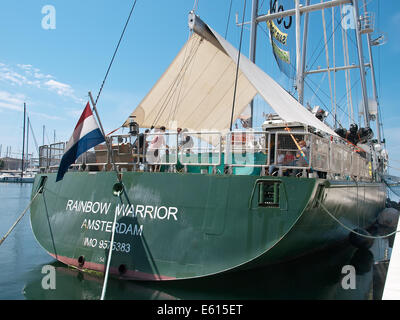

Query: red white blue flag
[{"left": 56, "top": 102, "right": 105, "bottom": 182}]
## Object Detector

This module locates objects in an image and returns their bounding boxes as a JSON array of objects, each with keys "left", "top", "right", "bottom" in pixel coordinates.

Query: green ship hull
[{"left": 29, "top": 171, "right": 385, "bottom": 281}]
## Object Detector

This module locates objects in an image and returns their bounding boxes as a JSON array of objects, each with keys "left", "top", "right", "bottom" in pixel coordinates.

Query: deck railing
[
  {"left": 177, "top": 131, "right": 222, "bottom": 168},
  {"left": 37, "top": 130, "right": 372, "bottom": 180}
]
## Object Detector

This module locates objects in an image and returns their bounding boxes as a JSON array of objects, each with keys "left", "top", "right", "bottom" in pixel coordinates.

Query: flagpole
[
  {"left": 88, "top": 91, "right": 122, "bottom": 300},
  {"left": 89, "top": 92, "right": 118, "bottom": 174},
  {"left": 88, "top": 92, "right": 107, "bottom": 143}
]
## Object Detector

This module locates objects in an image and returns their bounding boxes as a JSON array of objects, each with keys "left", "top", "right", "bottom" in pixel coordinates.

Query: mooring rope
[
  {"left": 318, "top": 199, "right": 400, "bottom": 239},
  {"left": 100, "top": 191, "right": 121, "bottom": 300},
  {"left": 284, "top": 125, "right": 312, "bottom": 170},
  {"left": 0, "top": 186, "right": 42, "bottom": 246}
]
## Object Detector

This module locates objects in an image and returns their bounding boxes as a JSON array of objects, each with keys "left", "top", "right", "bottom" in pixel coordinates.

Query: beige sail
[
  {"left": 123, "top": 16, "right": 338, "bottom": 137},
  {"left": 123, "top": 33, "right": 257, "bottom": 132}
]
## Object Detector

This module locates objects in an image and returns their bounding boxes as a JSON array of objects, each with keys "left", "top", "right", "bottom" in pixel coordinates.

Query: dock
[{"left": 382, "top": 218, "right": 400, "bottom": 299}]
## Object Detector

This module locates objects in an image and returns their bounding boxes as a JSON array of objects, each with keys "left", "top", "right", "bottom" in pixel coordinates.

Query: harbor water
[{"left": 0, "top": 183, "right": 393, "bottom": 300}]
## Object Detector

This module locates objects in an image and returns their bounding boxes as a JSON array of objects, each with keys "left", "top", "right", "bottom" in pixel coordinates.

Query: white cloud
[
  {"left": 0, "top": 63, "right": 42, "bottom": 87},
  {"left": 0, "top": 62, "right": 83, "bottom": 104},
  {"left": 0, "top": 101, "right": 22, "bottom": 111},
  {"left": 45, "top": 79, "right": 74, "bottom": 96},
  {"left": 29, "top": 110, "right": 62, "bottom": 120},
  {"left": 0, "top": 69, "right": 27, "bottom": 86},
  {"left": 16, "top": 64, "right": 33, "bottom": 71},
  {"left": 0, "top": 91, "right": 25, "bottom": 111},
  {"left": 34, "top": 72, "right": 53, "bottom": 80},
  {"left": 0, "top": 90, "right": 64, "bottom": 122}
]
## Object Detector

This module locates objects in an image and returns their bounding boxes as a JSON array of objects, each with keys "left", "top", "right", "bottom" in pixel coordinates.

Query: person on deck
[
  {"left": 133, "top": 128, "right": 150, "bottom": 156},
  {"left": 178, "top": 128, "right": 194, "bottom": 153},
  {"left": 296, "top": 140, "right": 309, "bottom": 168},
  {"left": 148, "top": 126, "right": 166, "bottom": 172}
]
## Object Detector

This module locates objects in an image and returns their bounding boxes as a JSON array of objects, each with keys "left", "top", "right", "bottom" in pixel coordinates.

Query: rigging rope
[
  {"left": 230, "top": 0, "right": 247, "bottom": 131},
  {"left": 318, "top": 199, "right": 400, "bottom": 239},
  {"left": 381, "top": 174, "right": 400, "bottom": 199},
  {"left": 106, "top": 127, "right": 122, "bottom": 136},
  {"left": 168, "top": 30, "right": 200, "bottom": 125},
  {"left": 192, "top": 0, "right": 200, "bottom": 12},
  {"left": 28, "top": 117, "right": 40, "bottom": 156},
  {"left": 0, "top": 186, "right": 42, "bottom": 246},
  {"left": 284, "top": 125, "right": 312, "bottom": 169},
  {"left": 308, "top": 7, "right": 346, "bottom": 72},
  {"left": 151, "top": 36, "right": 202, "bottom": 127},
  {"left": 304, "top": 75, "right": 357, "bottom": 127},
  {"left": 321, "top": 3, "right": 335, "bottom": 128},
  {"left": 387, "top": 165, "right": 400, "bottom": 172},
  {"left": 224, "top": 0, "right": 233, "bottom": 39},
  {"left": 95, "top": 0, "right": 138, "bottom": 106}
]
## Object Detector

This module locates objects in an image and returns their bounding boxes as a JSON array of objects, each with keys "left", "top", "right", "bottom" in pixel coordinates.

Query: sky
[{"left": 0, "top": 0, "right": 399, "bottom": 176}]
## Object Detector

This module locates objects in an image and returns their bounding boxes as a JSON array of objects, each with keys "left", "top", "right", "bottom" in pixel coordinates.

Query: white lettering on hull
[
  {"left": 81, "top": 219, "right": 144, "bottom": 236},
  {"left": 66, "top": 200, "right": 178, "bottom": 221},
  {"left": 67, "top": 199, "right": 179, "bottom": 244},
  {"left": 66, "top": 200, "right": 112, "bottom": 215},
  {"left": 114, "top": 203, "right": 178, "bottom": 221}
]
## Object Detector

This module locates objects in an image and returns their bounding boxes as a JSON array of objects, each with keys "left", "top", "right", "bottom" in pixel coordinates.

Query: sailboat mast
[
  {"left": 362, "top": 0, "right": 381, "bottom": 143},
  {"left": 298, "top": 0, "right": 311, "bottom": 105},
  {"left": 27, "top": 117, "right": 30, "bottom": 171},
  {"left": 352, "top": 0, "right": 370, "bottom": 128},
  {"left": 21, "top": 102, "right": 26, "bottom": 178},
  {"left": 295, "top": 0, "right": 301, "bottom": 100},
  {"left": 249, "top": 0, "right": 258, "bottom": 127}
]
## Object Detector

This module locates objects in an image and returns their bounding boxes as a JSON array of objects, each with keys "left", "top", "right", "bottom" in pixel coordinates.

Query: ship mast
[
  {"left": 257, "top": 0, "right": 353, "bottom": 107},
  {"left": 352, "top": 0, "right": 370, "bottom": 128},
  {"left": 247, "top": 0, "right": 307, "bottom": 119},
  {"left": 362, "top": 0, "right": 382, "bottom": 143},
  {"left": 255, "top": 0, "right": 379, "bottom": 132},
  {"left": 249, "top": 0, "right": 258, "bottom": 127},
  {"left": 21, "top": 102, "right": 26, "bottom": 179},
  {"left": 298, "top": 0, "right": 311, "bottom": 105},
  {"left": 295, "top": 0, "right": 301, "bottom": 102}
]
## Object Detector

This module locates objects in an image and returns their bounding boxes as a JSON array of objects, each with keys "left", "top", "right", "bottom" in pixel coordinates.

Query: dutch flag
[{"left": 56, "top": 102, "right": 105, "bottom": 182}]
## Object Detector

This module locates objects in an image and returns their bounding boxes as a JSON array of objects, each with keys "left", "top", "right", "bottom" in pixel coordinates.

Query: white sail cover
[{"left": 123, "top": 18, "right": 337, "bottom": 137}]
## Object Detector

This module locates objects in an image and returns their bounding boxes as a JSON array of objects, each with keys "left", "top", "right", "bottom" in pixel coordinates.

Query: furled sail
[{"left": 123, "top": 13, "right": 337, "bottom": 137}]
